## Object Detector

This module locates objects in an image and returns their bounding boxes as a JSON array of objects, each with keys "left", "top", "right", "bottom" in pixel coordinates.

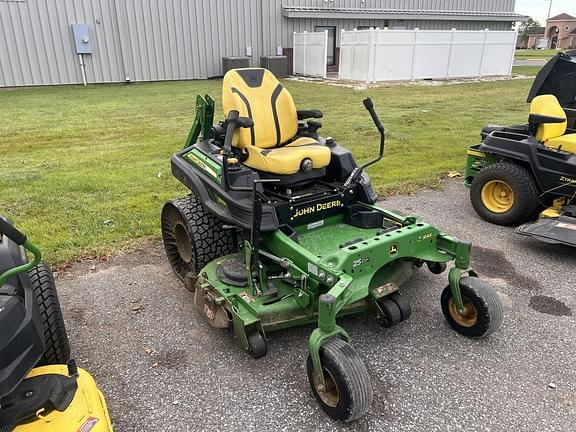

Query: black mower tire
[
  {"left": 307, "top": 338, "right": 373, "bottom": 422},
  {"left": 377, "top": 297, "right": 402, "bottom": 328},
  {"left": 161, "top": 194, "right": 236, "bottom": 284},
  {"left": 426, "top": 261, "right": 447, "bottom": 275},
  {"left": 390, "top": 292, "right": 412, "bottom": 322},
  {"left": 441, "top": 277, "right": 504, "bottom": 338},
  {"left": 470, "top": 162, "right": 539, "bottom": 226},
  {"left": 28, "top": 262, "right": 71, "bottom": 365},
  {"left": 247, "top": 332, "right": 267, "bottom": 359}
]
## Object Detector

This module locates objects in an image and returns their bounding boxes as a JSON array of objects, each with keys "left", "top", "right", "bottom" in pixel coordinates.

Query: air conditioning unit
[
  {"left": 222, "top": 57, "right": 250, "bottom": 74},
  {"left": 260, "top": 56, "right": 288, "bottom": 78}
]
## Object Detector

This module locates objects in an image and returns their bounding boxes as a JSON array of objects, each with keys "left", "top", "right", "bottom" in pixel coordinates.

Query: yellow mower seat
[
  {"left": 530, "top": 94, "right": 576, "bottom": 154},
  {"left": 222, "top": 68, "right": 331, "bottom": 175}
]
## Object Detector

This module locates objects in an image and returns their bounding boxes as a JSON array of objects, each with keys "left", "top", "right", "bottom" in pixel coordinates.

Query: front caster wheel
[
  {"left": 441, "top": 277, "right": 504, "bottom": 338},
  {"left": 306, "top": 338, "right": 373, "bottom": 421},
  {"left": 247, "top": 332, "right": 267, "bottom": 359},
  {"left": 377, "top": 297, "right": 402, "bottom": 328},
  {"left": 427, "top": 261, "right": 447, "bottom": 275}
]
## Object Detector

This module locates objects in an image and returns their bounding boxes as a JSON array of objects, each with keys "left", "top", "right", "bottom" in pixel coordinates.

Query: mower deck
[
  {"left": 196, "top": 208, "right": 467, "bottom": 348},
  {"left": 516, "top": 214, "right": 576, "bottom": 247}
]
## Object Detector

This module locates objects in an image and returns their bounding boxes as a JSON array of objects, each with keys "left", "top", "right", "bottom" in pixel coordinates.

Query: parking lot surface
[{"left": 57, "top": 180, "right": 576, "bottom": 431}]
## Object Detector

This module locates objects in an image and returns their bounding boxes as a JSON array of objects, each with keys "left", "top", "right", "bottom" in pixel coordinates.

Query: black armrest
[
  {"left": 528, "top": 114, "right": 566, "bottom": 125},
  {"left": 297, "top": 109, "right": 323, "bottom": 120},
  {"left": 564, "top": 108, "right": 576, "bottom": 115}
]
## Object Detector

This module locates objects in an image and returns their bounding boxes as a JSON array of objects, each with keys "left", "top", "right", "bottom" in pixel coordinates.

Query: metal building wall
[
  {"left": 0, "top": 0, "right": 124, "bottom": 86},
  {"left": 0, "top": 0, "right": 517, "bottom": 87},
  {"left": 0, "top": 0, "right": 264, "bottom": 86},
  {"left": 117, "top": 0, "right": 263, "bottom": 82},
  {"left": 282, "top": 0, "right": 516, "bottom": 12},
  {"left": 279, "top": 0, "right": 516, "bottom": 48}
]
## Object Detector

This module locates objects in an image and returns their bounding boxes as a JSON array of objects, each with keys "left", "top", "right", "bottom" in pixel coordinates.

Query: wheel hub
[
  {"left": 174, "top": 223, "right": 193, "bottom": 263},
  {"left": 448, "top": 296, "right": 478, "bottom": 327},
  {"left": 312, "top": 368, "right": 340, "bottom": 408},
  {"left": 481, "top": 180, "right": 515, "bottom": 213}
]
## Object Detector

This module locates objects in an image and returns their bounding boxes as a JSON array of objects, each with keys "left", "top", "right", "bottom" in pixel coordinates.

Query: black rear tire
[
  {"left": 28, "top": 263, "right": 71, "bottom": 365},
  {"left": 470, "top": 162, "right": 539, "bottom": 226},
  {"left": 161, "top": 194, "right": 236, "bottom": 284},
  {"left": 307, "top": 338, "right": 373, "bottom": 421}
]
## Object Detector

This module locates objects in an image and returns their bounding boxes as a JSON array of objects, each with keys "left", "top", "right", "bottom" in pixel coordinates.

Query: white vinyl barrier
[
  {"left": 339, "top": 28, "right": 517, "bottom": 82},
  {"left": 293, "top": 31, "right": 328, "bottom": 78}
]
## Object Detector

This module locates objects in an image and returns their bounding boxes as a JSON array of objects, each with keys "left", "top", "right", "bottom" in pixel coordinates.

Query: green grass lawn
[
  {"left": 512, "top": 65, "right": 542, "bottom": 76},
  {"left": 0, "top": 77, "right": 536, "bottom": 264},
  {"left": 515, "top": 49, "right": 562, "bottom": 60}
]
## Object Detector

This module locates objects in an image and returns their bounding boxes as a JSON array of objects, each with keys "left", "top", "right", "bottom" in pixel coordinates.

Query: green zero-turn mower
[
  {"left": 465, "top": 50, "right": 576, "bottom": 247},
  {"left": 161, "top": 68, "right": 504, "bottom": 421}
]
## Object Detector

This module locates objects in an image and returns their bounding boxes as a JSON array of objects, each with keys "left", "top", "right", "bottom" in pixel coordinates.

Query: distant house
[
  {"left": 519, "top": 27, "right": 545, "bottom": 49},
  {"left": 523, "top": 13, "right": 576, "bottom": 49}
]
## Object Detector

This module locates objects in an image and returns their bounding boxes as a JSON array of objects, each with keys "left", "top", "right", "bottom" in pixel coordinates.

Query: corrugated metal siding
[
  {"left": 283, "top": 0, "right": 516, "bottom": 13},
  {"left": 118, "top": 0, "right": 262, "bottom": 81},
  {"left": 0, "top": 0, "right": 263, "bottom": 86},
  {"left": 0, "top": 0, "right": 517, "bottom": 87},
  {"left": 0, "top": 0, "right": 125, "bottom": 86}
]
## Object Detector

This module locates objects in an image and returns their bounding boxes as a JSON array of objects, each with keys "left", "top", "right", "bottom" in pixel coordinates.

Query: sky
[{"left": 515, "top": 0, "right": 576, "bottom": 24}]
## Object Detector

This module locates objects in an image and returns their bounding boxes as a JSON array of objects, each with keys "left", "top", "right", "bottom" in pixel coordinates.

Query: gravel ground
[{"left": 56, "top": 179, "right": 576, "bottom": 432}]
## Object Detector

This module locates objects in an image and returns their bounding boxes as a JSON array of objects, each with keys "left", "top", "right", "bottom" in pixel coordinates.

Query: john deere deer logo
[{"left": 390, "top": 244, "right": 398, "bottom": 255}]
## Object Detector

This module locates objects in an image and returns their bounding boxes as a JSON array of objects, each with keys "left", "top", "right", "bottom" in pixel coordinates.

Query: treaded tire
[
  {"left": 307, "top": 338, "right": 373, "bottom": 421},
  {"left": 441, "top": 277, "right": 504, "bottom": 338},
  {"left": 161, "top": 194, "right": 236, "bottom": 283},
  {"left": 470, "top": 162, "right": 539, "bottom": 226},
  {"left": 28, "top": 262, "right": 71, "bottom": 365}
]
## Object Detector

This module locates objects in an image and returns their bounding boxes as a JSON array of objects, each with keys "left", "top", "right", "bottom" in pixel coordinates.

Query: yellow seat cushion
[
  {"left": 530, "top": 94, "right": 567, "bottom": 141},
  {"left": 545, "top": 133, "right": 576, "bottom": 154},
  {"left": 243, "top": 137, "right": 331, "bottom": 175},
  {"left": 222, "top": 68, "right": 331, "bottom": 175}
]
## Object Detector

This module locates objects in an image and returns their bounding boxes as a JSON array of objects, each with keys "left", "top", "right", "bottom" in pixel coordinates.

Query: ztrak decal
[
  {"left": 292, "top": 199, "right": 342, "bottom": 220},
  {"left": 560, "top": 175, "right": 576, "bottom": 185}
]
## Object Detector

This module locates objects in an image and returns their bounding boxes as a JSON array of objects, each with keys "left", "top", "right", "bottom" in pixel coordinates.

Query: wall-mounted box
[{"left": 71, "top": 23, "right": 92, "bottom": 54}]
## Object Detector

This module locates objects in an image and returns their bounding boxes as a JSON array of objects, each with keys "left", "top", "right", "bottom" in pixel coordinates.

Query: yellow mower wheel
[
  {"left": 470, "top": 162, "right": 539, "bottom": 226},
  {"left": 480, "top": 180, "right": 515, "bottom": 213}
]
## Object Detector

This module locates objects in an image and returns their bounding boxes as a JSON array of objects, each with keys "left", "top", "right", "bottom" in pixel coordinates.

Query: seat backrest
[
  {"left": 529, "top": 94, "right": 567, "bottom": 141},
  {"left": 222, "top": 68, "right": 298, "bottom": 149}
]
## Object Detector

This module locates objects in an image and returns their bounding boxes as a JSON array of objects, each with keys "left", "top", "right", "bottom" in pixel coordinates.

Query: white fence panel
[
  {"left": 480, "top": 31, "right": 517, "bottom": 76},
  {"left": 293, "top": 31, "right": 328, "bottom": 78},
  {"left": 339, "top": 29, "right": 517, "bottom": 83},
  {"left": 372, "top": 30, "right": 415, "bottom": 81}
]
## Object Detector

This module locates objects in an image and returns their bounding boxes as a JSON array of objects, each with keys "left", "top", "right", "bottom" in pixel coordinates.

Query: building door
[
  {"left": 551, "top": 35, "right": 558, "bottom": 49},
  {"left": 315, "top": 26, "right": 336, "bottom": 66}
]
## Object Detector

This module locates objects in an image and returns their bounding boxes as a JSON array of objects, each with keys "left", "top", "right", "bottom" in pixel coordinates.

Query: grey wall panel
[
  {"left": 0, "top": 0, "right": 518, "bottom": 87},
  {"left": 117, "top": 0, "right": 263, "bottom": 80},
  {"left": 0, "top": 0, "right": 124, "bottom": 86},
  {"left": 284, "top": 0, "right": 516, "bottom": 12}
]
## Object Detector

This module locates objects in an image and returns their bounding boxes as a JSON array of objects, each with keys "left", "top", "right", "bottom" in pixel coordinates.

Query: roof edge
[{"left": 281, "top": 7, "right": 528, "bottom": 22}]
